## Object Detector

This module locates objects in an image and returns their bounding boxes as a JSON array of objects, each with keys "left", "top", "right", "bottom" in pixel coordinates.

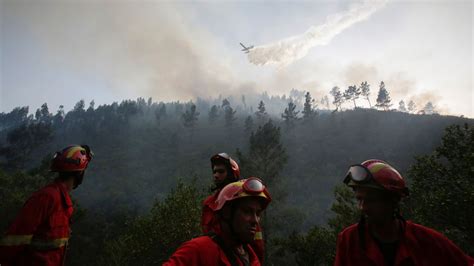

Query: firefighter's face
[
  {"left": 231, "top": 197, "right": 263, "bottom": 244},
  {"left": 355, "top": 187, "right": 395, "bottom": 225},
  {"left": 213, "top": 164, "right": 228, "bottom": 185}
]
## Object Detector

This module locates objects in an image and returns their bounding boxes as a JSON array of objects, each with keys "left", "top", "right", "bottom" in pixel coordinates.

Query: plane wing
[{"left": 240, "top": 43, "right": 254, "bottom": 53}]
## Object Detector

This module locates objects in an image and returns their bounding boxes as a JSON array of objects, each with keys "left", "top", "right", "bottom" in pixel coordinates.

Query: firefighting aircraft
[{"left": 240, "top": 42, "right": 254, "bottom": 53}]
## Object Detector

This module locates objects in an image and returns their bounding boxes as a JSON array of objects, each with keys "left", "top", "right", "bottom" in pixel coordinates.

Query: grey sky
[{"left": 1, "top": 0, "right": 472, "bottom": 117}]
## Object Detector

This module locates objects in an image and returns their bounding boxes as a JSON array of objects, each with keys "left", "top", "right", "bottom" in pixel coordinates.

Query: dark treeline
[{"left": 0, "top": 90, "right": 472, "bottom": 265}]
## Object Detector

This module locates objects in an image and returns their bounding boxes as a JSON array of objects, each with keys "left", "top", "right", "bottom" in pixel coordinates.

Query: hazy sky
[{"left": 1, "top": 0, "right": 472, "bottom": 117}]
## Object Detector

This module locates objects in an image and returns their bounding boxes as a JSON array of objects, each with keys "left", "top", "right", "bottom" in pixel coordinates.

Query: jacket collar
[{"left": 363, "top": 219, "right": 414, "bottom": 265}]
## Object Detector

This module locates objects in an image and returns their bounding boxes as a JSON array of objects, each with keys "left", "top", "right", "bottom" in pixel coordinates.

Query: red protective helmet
[
  {"left": 211, "top": 177, "right": 271, "bottom": 212},
  {"left": 210, "top": 153, "right": 240, "bottom": 180},
  {"left": 344, "top": 159, "right": 409, "bottom": 197},
  {"left": 50, "top": 145, "right": 93, "bottom": 172}
]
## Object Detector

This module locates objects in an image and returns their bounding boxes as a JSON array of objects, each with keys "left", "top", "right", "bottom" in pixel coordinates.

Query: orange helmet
[
  {"left": 211, "top": 177, "right": 271, "bottom": 211},
  {"left": 210, "top": 153, "right": 240, "bottom": 180},
  {"left": 50, "top": 145, "right": 93, "bottom": 172},
  {"left": 344, "top": 159, "right": 409, "bottom": 197}
]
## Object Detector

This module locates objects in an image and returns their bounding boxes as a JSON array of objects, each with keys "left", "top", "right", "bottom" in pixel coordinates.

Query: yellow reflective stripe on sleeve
[
  {"left": 30, "top": 237, "right": 69, "bottom": 250},
  {"left": 0, "top": 234, "right": 33, "bottom": 246},
  {"left": 254, "top": 232, "right": 263, "bottom": 240}
]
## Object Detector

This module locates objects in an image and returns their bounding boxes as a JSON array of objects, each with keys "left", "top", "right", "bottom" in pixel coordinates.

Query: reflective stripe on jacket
[
  {"left": 0, "top": 181, "right": 73, "bottom": 266},
  {"left": 163, "top": 235, "right": 260, "bottom": 266},
  {"left": 334, "top": 221, "right": 474, "bottom": 266}
]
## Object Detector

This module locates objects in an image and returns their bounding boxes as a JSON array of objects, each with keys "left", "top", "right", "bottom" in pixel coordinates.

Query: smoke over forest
[{"left": 0, "top": 92, "right": 472, "bottom": 264}]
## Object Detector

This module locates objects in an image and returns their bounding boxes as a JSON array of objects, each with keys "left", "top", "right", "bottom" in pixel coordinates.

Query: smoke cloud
[
  {"left": 247, "top": 0, "right": 387, "bottom": 67},
  {"left": 2, "top": 1, "right": 241, "bottom": 107}
]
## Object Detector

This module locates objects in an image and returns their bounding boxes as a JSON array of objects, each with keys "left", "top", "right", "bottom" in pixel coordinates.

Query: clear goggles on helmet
[
  {"left": 81, "top": 145, "right": 94, "bottom": 159},
  {"left": 343, "top": 164, "right": 374, "bottom": 184},
  {"left": 243, "top": 177, "right": 265, "bottom": 194}
]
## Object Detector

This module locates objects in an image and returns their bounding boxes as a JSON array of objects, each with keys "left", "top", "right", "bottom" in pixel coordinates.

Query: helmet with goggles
[
  {"left": 343, "top": 159, "right": 409, "bottom": 197},
  {"left": 210, "top": 153, "right": 240, "bottom": 180},
  {"left": 212, "top": 177, "right": 271, "bottom": 212},
  {"left": 50, "top": 145, "right": 93, "bottom": 172}
]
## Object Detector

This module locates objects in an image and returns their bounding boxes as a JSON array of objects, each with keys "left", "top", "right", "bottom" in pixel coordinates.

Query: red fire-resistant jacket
[
  {"left": 202, "top": 193, "right": 266, "bottom": 263},
  {"left": 163, "top": 235, "right": 261, "bottom": 266},
  {"left": 334, "top": 221, "right": 474, "bottom": 266},
  {"left": 0, "top": 181, "right": 73, "bottom": 266}
]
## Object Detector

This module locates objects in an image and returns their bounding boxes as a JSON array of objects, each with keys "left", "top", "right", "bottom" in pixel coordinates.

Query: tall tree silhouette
[
  {"left": 375, "top": 81, "right": 392, "bottom": 111},
  {"left": 398, "top": 100, "right": 407, "bottom": 112},
  {"left": 330, "top": 86, "right": 344, "bottom": 112},
  {"left": 408, "top": 100, "right": 417, "bottom": 113},
  {"left": 281, "top": 101, "right": 299, "bottom": 129},
  {"left": 182, "top": 104, "right": 199, "bottom": 128},
  {"left": 208, "top": 105, "right": 219, "bottom": 125},
  {"left": 422, "top": 102, "right": 436, "bottom": 115},
  {"left": 360, "top": 81, "right": 372, "bottom": 108},
  {"left": 224, "top": 105, "right": 237, "bottom": 128},
  {"left": 302, "top": 92, "right": 316, "bottom": 121},
  {"left": 255, "top": 100, "right": 268, "bottom": 124},
  {"left": 343, "top": 85, "right": 361, "bottom": 108}
]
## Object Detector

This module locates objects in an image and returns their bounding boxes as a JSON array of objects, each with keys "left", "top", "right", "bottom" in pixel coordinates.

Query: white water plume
[{"left": 248, "top": 0, "right": 388, "bottom": 67}]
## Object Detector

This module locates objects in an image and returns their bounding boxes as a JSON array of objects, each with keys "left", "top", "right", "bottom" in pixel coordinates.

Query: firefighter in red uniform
[
  {"left": 164, "top": 177, "right": 271, "bottom": 266},
  {"left": 334, "top": 159, "right": 474, "bottom": 266},
  {"left": 0, "top": 145, "right": 93, "bottom": 266},
  {"left": 202, "top": 153, "right": 266, "bottom": 263}
]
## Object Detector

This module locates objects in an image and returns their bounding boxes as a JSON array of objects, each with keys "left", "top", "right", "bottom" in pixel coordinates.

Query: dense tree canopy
[{"left": 0, "top": 93, "right": 472, "bottom": 265}]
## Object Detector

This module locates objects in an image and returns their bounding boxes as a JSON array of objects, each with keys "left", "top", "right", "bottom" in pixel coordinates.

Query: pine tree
[
  {"left": 281, "top": 101, "right": 299, "bottom": 128},
  {"left": 302, "top": 92, "right": 316, "bottom": 120},
  {"left": 375, "top": 81, "right": 392, "bottom": 111},
  {"left": 343, "top": 85, "right": 361, "bottom": 108},
  {"left": 87, "top": 100, "right": 95, "bottom": 113},
  {"left": 360, "top": 81, "right": 372, "bottom": 108},
  {"left": 408, "top": 100, "right": 416, "bottom": 113},
  {"left": 208, "top": 105, "right": 219, "bottom": 125},
  {"left": 398, "top": 100, "right": 407, "bottom": 112},
  {"left": 321, "top": 95, "right": 330, "bottom": 110},
  {"left": 237, "top": 120, "right": 287, "bottom": 188},
  {"left": 330, "top": 86, "right": 344, "bottom": 112},
  {"left": 74, "top": 99, "right": 86, "bottom": 111},
  {"left": 182, "top": 104, "right": 199, "bottom": 128},
  {"left": 35, "top": 103, "right": 52, "bottom": 124},
  {"left": 53, "top": 105, "right": 65, "bottom": 125},
  {"left": 221, "top": 98, "right": 230, "bottom": 109},
  {"left": 422, "top": 102, "right": 436, "bottom": 115},
  {"left": 255, "top": 100, "right": 268, "bottom": 123},
  {"left": 224, "top": 105, "right": 237, "bottom": 128}
]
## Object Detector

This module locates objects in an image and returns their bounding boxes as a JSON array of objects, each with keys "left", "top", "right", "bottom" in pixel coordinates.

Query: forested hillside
[{"left": 1, "top": 93, "right": 472, "bottom": 265}]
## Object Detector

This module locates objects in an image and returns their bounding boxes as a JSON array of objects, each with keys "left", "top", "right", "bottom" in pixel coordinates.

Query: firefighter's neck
[
  {"left": 62, "top": 178, "right": 75, "bottom": 192},
  {"left": 369, "top": 217, "right": 400, "bottom": 242},
  {"left": 220, "top": 221, "right": 244, "bottom": 250}
]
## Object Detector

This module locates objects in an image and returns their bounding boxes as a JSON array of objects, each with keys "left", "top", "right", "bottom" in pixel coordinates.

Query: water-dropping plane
[{"left": 240, "top": 42, "right": 254, "bottom": 53}]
